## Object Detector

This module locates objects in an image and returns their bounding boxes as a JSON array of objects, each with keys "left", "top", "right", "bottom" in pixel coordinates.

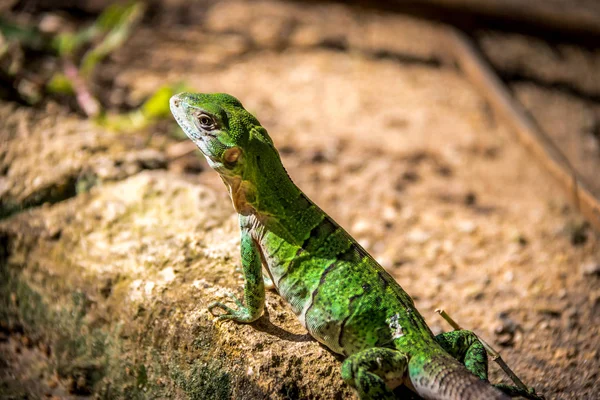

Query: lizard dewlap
[{"left": 170, "top": 92, "right": 538, "bottom": 400}]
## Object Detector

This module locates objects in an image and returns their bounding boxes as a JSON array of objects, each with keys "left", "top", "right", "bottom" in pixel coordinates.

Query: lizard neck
[
  {"left": 232, "top": 179, "right": 325, "bottom": 249},
  {"left": 252, "top": 186, "right": 324, "bottom": 247},
  {"left": 223, "top": 145, "right": 325, "bottom": 246}
]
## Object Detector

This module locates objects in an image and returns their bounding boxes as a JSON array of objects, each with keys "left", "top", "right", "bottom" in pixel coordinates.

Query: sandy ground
[{"left": 1, "top": 1, "right": 599, "bottom": 399}]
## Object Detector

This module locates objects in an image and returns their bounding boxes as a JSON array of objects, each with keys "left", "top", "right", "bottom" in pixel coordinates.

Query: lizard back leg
[
  {"left": 341, "top": 347, "right": 408, "bottom": 400},
  {"left": 436, "top": 330, "right": 541, "bottom": 399},
  {"left": 435, "top": 329, "right": 488, "bottom": 380}
]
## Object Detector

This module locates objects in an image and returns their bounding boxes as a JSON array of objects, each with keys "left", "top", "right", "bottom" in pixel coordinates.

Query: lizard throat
[{"left": 221, "top": 175, "right": 256, "bottom": 216}]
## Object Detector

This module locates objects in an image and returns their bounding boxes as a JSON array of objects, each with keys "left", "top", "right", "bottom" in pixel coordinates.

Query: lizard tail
[{"left": 408, "top": 353, "right": 510, "bottom": 400}]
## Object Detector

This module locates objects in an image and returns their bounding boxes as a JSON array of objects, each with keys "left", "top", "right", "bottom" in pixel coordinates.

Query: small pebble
[
  {"left": 407, "top": 229, "right": 430, "bottom": 244},
  {"left": 457, "top": 220, "right": 476, "bottom": 234},
  {"left": 581, "top": 261, "right": 600, "bottom": 277},
  {"left": 464, "top": 192, "right": 477, "bottom": 206},
  {"left": 352, "top": 219, "right": 371, "bottom": 235}
]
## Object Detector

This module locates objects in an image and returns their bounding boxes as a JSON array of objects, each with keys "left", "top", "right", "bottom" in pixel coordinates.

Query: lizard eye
[{"left": 194, "top": 113, "right": 216, "bottom": 130}]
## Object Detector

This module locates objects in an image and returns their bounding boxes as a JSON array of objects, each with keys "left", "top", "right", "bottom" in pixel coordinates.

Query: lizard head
[
  {"left": 169, "top": 92, "right": 271, "bottom": 169},
  {"left": 170, "top": 92, "right": 285, "bottom": 215}
]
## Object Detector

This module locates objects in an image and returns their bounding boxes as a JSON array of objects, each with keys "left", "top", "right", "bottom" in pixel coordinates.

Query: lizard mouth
[
  {"left": 170, "top": 93, "right": 227, "bottom": 168},
  {"left": 170, "top": 94, "right": 212, "bottom": 147}
]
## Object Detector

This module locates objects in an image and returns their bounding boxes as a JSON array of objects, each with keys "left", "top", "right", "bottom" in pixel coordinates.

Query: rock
[
  {"left": 0, "top": 102, "right": 172, "bottom": 219},
  {"left": 125, "top": 149, "right": 167, "bottom": 170},
  {"left": 0, "top": 171, "right": 351, "bottom": 399}
]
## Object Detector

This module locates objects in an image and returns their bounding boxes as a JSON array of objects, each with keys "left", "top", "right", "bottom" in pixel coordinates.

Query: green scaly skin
[{"left": 170, "top": 92, "right": 541, "bottom": 400}]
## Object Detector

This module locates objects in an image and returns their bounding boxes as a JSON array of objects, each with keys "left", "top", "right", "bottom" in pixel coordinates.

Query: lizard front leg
[
  {"left": 208, "top": 229, "right": 265, "bottom": 323},
  {"left": 341, "top": 348, "right": 408, "bottom": 400}
]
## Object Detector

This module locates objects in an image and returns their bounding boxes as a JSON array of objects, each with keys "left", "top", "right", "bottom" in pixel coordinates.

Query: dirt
[{"left": 1, "top": 0, "right": 599, "bottom": 399}]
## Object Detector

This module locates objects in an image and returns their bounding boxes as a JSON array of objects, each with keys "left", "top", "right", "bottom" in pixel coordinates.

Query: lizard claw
[
  {"left": 226, "top": 292, "right": 244, "bottom": 307},
  {"left": 208, "top": 293, "right": 252, "bottom": 323}
]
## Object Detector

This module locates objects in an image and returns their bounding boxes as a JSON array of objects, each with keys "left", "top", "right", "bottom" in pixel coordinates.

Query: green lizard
[{"left": 170, "top": 92, "right": 538, "bottom": 400}]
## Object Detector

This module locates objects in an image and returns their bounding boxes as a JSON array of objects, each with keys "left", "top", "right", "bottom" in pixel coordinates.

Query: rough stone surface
[
  {"left": 0, "top": 102, "right": 171, "bottom": 219},
  {"left": 1, "top": 0, "right": 600, "bottom": 399},
  {"left": 1, "top": 172, "right": 351, "bottom": 399}
]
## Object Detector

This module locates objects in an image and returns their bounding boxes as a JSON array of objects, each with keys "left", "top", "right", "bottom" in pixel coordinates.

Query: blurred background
[{"left": 1, "top": 1, "right": 599, "bottom": 399}]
